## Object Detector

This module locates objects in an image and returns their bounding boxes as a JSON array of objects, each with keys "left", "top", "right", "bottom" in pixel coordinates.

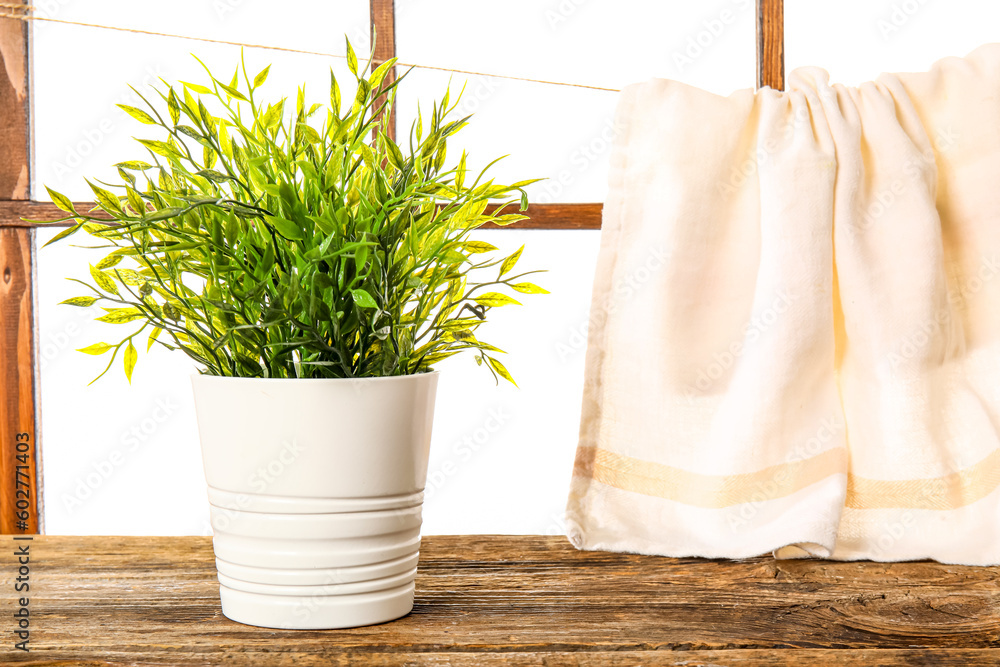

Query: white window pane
[
  {"left": 33, "top": 0, "right": 370, "bottom": 200},
  {"left": 786, "top": 0, "right": 1000, "bottom": 85},
  {"left": 33, "top": 0, "right": 370, "bottom": 55},
  {"left": 36, "top": 225, "right": 209, "bottom": 535},
  {"left": 396, "top": 0, "right": 757, "bottom": 203},
  {"left": 419, "top": 230, "right": 601, "bottom": 535}
]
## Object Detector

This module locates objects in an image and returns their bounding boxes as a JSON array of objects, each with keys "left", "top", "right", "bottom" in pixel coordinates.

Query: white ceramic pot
[{"left": 191, "top": 372, "right": 439, "bottom": 629}]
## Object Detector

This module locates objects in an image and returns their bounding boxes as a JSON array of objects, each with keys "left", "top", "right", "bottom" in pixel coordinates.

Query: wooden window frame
[{"left": 0, "top": 0, "right": 782, "bottom": 533}]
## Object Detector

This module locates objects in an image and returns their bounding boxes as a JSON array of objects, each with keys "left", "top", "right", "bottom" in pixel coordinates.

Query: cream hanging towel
[{"left": 566, "top": 44, "right": 1000, "bottom": 566}]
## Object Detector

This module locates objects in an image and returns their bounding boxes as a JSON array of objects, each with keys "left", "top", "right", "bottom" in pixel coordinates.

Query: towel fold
[{"left": 566, "top": 44, "right": 1000, "bottom": 565}]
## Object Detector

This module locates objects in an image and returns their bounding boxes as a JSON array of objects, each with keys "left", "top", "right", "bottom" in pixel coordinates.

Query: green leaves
[
  {"left": 39, "top": 40, "right": 545, "bottom": 385},
  {"left": 351, "top": 289, "right": 378, "bottom": 309},
  {"left": 265, "top": 215, "right": 304, "bottom": 241}
]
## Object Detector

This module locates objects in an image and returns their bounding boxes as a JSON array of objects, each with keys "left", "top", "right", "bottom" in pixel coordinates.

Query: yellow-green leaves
[
  {"left": 113, "top": 268, "right": 145, "bottom": 286},
  {"left": 217, "top": 80, "right": 248, "bottom": 102},
  {"left": 455, "top": 151, "right": 467, "bottom": 190},
  {"left": 123, "top": 340, "right": 138, "bottom": 383},
  {"left": 95, "top": 253, "right": 123, "bottom": 270},
  {"left": 88, "top": 180, "right": 123, "bottom": 216},
  {"left": 77, "top": 342, "right": 112, "bottom": 355},
  {"left": 118, "top": 104, "right": 156, "bottom": 125},
  {"left": 370, "top": 57, "right": 396, "bottom": 89},
  {"left": 60, "top": 296, "right": 97, "bottom": 307},
  {"left": 262, "top": 100, "right": 284, "bottom": 130},
  {"left": 219, "top": 123, "right": 233, "bottom": 158},
  {"left": 42, "top": 222, "right": 83, "bottom": 248},
  {"left": 89, "top": 265, "right": 118, "bottom": 295},
  {"left": 147, "top": 327, "right": 162, "bottom": 352},
  {"left": 329, "top": 73, "right": 342, "bottom": 116},
  {"left": 167, "top": 88, "right": 181, "bottom": 125},
  {"left": 115, "top": 160, "right": 153, "bottom": 171},
  {"left": 459, "top": 240, "right": 498, "bottom": 254},
  {"left": 439, "top": 317, "right": 483, "bottom": 331},
  {"left": 253, "top": 65, "right": 270, "bottom": 88},
  {"left": 137, "top": 139, "right": 182, "bottom": 161},
  {"left": 97, "top": 308, "right": 144, "bottom": 324},
  {"left": 160, "top": 302, "right": 179, "bottom": 321},
  {"left": 180, "top": 80, "right": 212, "bottom": 95},
  {"left": 346, "top": 37, "right": 358, "bottom": 76},
  {"left": 474, "top": 292, "right": 521, "bottom": 307},
  {"left": 487, "top": 356, "right": 516, "bottom": 387},
  {"left": 126, "top": 186, "right": 146, "bottom": 215},
  {"left": 41, "top": 43, "right": 546, "bottom": 386},
  {"left": 499, "top": 245, "right": 523, "bottom": 277},
  {"left": 510, "top": 282, "right": 549, "bottom": 294},
  {"left": 46, "top": 186, "right": 76, "bottom": 214},
  {"left": 382, "top": 134, "right": 405, "bottom": 170}
]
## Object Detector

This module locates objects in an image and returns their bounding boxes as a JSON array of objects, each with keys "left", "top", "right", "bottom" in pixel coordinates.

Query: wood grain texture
[
  {"left": 0, "top": 1, "right": 37, "bottom": 537},
  {"left": 756, "top": 0, "right": 784, "bottom": 91},
  {"left": 1, "top": 200, "right": 603, "bottom": 230},
  {"left": 2, "top": 535, "right": 998, "bottom": 664},
  {"left": 0, "top": 229, "right": 38, "bottom": 534},
  {"left": 370, "top": 0, "right": 397, "bottom": 142},
  {"left": 0, "top": 1, "right": 30, "bottom": 199},
  {"left": 482, "top": 202, "right": 601, "bottom": 230}
]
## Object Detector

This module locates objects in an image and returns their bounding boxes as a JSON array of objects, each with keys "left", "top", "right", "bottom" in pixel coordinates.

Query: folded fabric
[{"left": 566, "top": 44, "right": 1000, "bottom": 565}]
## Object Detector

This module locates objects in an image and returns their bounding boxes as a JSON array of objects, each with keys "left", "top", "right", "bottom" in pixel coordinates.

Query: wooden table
[{"left": 3, "top": 535, "right": 998, "bottom": 665}]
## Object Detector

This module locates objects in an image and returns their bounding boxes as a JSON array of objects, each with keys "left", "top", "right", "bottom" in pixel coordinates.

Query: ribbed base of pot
[
  {"left": 218, "top": 581, "right": 415, "bottom": 629},
  {"left": 208, "top": 488, "right": 425, "bottom": 628}
]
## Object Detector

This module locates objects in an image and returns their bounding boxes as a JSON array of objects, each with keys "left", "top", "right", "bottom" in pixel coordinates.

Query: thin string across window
[{"left": 0, "top": 5, "right": 621, "bottom": 93}]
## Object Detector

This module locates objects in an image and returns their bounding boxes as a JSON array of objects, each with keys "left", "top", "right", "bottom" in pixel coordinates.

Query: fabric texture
[{"left": 566, "top": 44, "right": 1000, "bottom": 565}]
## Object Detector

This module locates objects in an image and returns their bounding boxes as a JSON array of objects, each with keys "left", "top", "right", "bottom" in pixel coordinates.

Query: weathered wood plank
[
  {"left": 757, "top": 0, "right": 784, "bottom": 90},
  {"left": 369, "top": 0, "right": 397, "bottom": 143},
  {"left": 0, "top": 201, "right": 603, "bottom": 230},
  {"left": 0, "top": 1, "right": 30, "bottom": 199},
  {"left": 3, "top": 535, "right": 998, "bottom": 664},
  {"left": 0, "top": 1, "right": 38, "bottom": 536},
  {"left": 6, "top": 650, "right": 1000, "bottom": 666},
  {"left": 0, "top": 230, "right": 38, "bottom": 535}
]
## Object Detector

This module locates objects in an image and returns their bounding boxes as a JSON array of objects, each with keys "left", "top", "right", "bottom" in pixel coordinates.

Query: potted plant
[{"left": 40, "top": 41, "right": 545, "bottom": 629}]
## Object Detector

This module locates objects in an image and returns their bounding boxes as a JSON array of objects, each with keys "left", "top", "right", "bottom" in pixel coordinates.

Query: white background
[{"left": 31, "top": 0, "right": 1000, "bottom": 535}]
